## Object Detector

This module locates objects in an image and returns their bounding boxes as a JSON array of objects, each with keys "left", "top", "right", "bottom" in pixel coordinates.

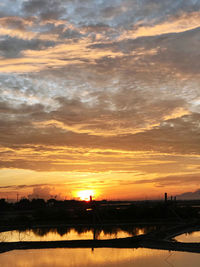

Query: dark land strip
[{"left": 0, "top": 236, "right": 200, "bottom": 254}]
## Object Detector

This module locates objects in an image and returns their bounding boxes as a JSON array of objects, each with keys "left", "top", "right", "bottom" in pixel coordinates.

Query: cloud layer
[{"left": 0, "top": 0, "right": 200, "bottom": 199}]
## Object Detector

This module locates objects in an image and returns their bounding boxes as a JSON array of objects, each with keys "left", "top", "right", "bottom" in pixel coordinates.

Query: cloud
[
  {"left": 176, "top": 188, "right": 200, "bottom": 200},
  {"left": 0, "top": 0, "right": 200, "bottom": 199},
  {"left": 0, "top": 1, "right": 199, "bottom": 81},
  {"left": 133, "top": 173, "right": 200, "bottom": 187},
  {"left": 28, "top": 186, "right": 55, "bottom": 200},
  {"left": 0, "top": 39, "right": 125, "bottom": 72},
  {"left": 0, "top": 87, "right": 191, "bottom": 145},
  {"left": 0, "top": 113, "right": 200, "bottom": 173},
  {"left": 0, "top": 93, "right": 199, "bottom": 164},
  {"left": 0, "top": 183, "right": 64, "bottom": 200},
  {"left": 0, "top": 16, "right": 37, "bottom": 40},
  {"left": 0, "top": 1, "right": 24, "bottom": 17},
  {"left": 120, "top": 11, "right": 200, "bottom": 39},
  {"left": 40, "top": 92, "right": 189, "bottom": 136},
  {"left": 22, "top": 0, "right": 67, "bottom": 21},
  {"left": 0, "top": 37, "right": 55, "bottom": 58},
  {"left": 0, "top": 183, "right": 51, "bottom": 190}
]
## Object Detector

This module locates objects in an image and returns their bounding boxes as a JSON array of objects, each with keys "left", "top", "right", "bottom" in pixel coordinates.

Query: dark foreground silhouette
[{"left": 1, "top": 198, "right": 200, "bottom": 226}]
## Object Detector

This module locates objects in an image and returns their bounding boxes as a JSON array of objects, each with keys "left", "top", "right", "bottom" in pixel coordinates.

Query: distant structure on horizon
[
  {"left": 164, "top": 192, "right": 176, "bottom": 203},
  {"left": 164, "top": 192, "right": 167, "bottom": 203}
]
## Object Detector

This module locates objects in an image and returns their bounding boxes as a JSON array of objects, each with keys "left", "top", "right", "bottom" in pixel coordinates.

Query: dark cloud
[
  {"left": 0, "top": 184, "right": 51, "bottom": 190},
  {"left": 0, "top": 37, "right": 55, "bottom": 58},
  {"left": 0, "top": 101, "right": 45, "bottom": 114},
  {"left": 133, "top": 173, "right": 200, "bottom": 187},
  {"left": 151, "top": 27, "right": 200, "bottom": 75},
  {"left": 61, "top": 0, "right": 200, "bottom": 29},
  {"left": 0, "top": 16, "right": 34, "bottom": 30},
  {"left": 0, "top": 88, "right": 187, "bottom": 132},
  {"left": 89, "top": 26, "right": 200, "bottom": 75},
  {"left": 22, "top": 0, "right": 67, "bottom": 20},
  {"left": 0, "top": 92, "right": 199, "bottom": 157},
  {"left": 176, "top": 189, "right": 200, "bottom": 200}
]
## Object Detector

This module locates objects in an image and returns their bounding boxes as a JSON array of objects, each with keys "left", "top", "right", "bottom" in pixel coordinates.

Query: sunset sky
[{"left": 0, "top": 0, "right": 200, "bottom": 201}]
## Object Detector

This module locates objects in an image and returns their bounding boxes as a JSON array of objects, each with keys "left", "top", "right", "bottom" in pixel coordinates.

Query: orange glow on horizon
[{"left": 75, "top": 189, "right": 96, "bottom": 201}]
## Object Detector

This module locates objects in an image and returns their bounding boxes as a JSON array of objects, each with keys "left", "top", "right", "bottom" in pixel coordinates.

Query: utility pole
[{"left": 164, "top": 192, "right": 167, "bottom": 203}]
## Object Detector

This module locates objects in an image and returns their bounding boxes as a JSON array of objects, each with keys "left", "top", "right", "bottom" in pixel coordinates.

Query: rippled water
[
  {"left": 0, "top": 248, "right": 200, "bottom": 267},
  {"left": 175, "top": 231, "right": 200, "bottom": 243}
]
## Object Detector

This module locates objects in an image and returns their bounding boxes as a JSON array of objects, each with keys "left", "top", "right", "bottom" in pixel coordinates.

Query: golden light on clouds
[
  {"left": 119, "top": 11, "right": 200, "bottom": 40},
  {"left": 0, "top": 0, "right": 200, "bottom": 200}
]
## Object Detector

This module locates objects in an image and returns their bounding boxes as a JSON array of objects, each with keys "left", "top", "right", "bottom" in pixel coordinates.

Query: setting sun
[{"left": 76, "top": 190, "right": 95, "bottom": 201}]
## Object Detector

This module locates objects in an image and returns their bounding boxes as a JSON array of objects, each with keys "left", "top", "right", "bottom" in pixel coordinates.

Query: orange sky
[{"left": 0, "top": 0, "right": 200, "bottom": 201}]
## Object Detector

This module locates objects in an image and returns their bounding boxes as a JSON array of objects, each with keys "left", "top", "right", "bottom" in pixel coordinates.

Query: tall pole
[
  {"left": 164, "top": 192, "right": 167, "bottom": 203},
  {"left": 90, "top": 195, "right": 96, "bottom": 240}
]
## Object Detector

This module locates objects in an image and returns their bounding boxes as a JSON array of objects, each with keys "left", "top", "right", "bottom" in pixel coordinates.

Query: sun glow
[{"left": 77, "top": 190, "right": 95, "bottom": 201}]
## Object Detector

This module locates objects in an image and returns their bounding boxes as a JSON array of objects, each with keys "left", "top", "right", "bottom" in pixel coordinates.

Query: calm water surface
[
  {"left": 175, "top": 231, "right": 200, "bottom": 243},
  {"left": 0, "top": 227, "right": 200, "bottom": 267},
  {"left": 0, "top": 248, "right": 200, "bottom": 267},
  {"left": 0, "top": 225, "right": 155, "bottom": 242}
]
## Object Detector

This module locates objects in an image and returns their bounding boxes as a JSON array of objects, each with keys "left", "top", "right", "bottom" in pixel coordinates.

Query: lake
[
  {"left": 175, "top": 230, "right": 200, "bottom": 243},
  {"left": 0, "top": 248, "right": 200, "bottom": 267},
  {"left": 0, "top": 226, "right": 200, "bottom": 267},
  {"left": 0, "top": 224, "right": 157, "bottom": 242}
]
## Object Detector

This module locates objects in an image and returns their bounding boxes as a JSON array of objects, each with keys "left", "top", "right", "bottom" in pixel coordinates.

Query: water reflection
[
  {"left": 175, "top": 231, "right": 200, "bottom": 243},
  {"left": 0, "top": 225, "right": 158, "bottom": 242},
  {"left": 0, "top": 248, "right": 200, "bottom": 267}
]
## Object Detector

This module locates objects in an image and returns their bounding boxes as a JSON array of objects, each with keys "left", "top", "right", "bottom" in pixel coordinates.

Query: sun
[{"left": 77, "top": 189, "right": 95, "bottom": 201}]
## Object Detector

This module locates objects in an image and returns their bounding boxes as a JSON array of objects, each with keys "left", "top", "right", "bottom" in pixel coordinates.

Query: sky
[{"left": 0, "top": 0, "right": 200, "bottom": 201}]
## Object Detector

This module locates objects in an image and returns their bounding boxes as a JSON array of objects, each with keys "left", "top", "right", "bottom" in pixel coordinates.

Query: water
[
  {"left": 0, "top": 225, "right": 156, "bottom": 242},
  {"left": 0, "top": 226, "right": 200, "bottom": 267},
  {"left": 0, "top": 248, "right": 200, "bottom": 267},
  {"left": 175, "top": 231, "right": 200, "bottom": 243}
]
